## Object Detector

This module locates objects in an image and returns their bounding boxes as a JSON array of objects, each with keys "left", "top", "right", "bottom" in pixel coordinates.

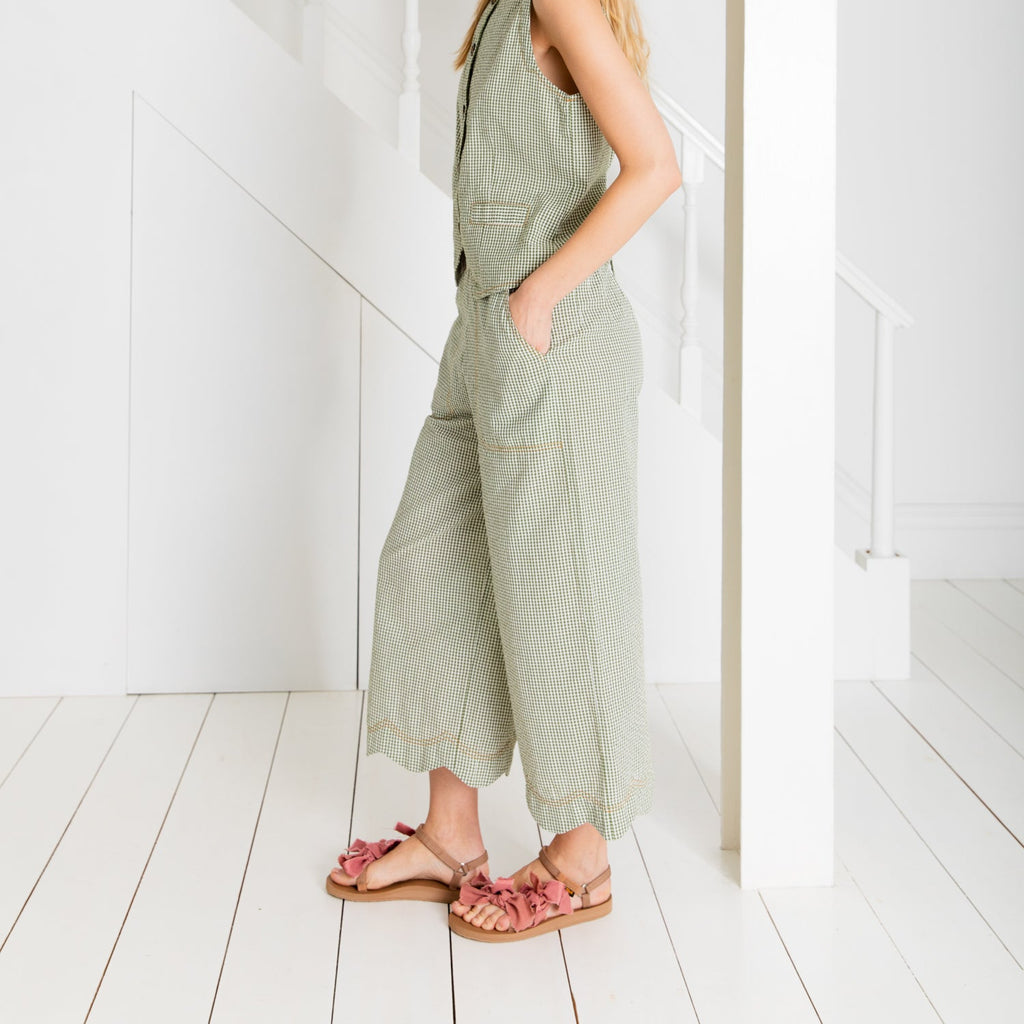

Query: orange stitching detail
[
  {"left": 368, "top": 719, "right": 515, "bottom": 762},
  {"left": 479, "top": 439, "right": 563, "bottom": 453},
  {"left": 525, "top": 775, "right": 651, "bottom": 812}
]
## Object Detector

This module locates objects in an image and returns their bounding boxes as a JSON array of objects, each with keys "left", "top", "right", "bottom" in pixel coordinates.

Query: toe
[{"left": 464, "top": 904, "right": 486, "bottom": 927}]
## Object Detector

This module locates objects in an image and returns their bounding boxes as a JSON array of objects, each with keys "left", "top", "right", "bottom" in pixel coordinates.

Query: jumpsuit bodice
[{"left": 451, "top": 0, "right": 614, "bottom": 294}]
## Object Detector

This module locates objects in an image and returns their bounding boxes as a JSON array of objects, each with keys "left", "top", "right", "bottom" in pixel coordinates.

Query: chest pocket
[{"left": 463, "top": 199, "right": 532, "bottom": 291}]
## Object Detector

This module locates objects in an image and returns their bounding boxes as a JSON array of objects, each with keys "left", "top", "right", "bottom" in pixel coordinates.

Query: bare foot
[
  {"left": 450, "top": 826, "right": 610, "bottom": 933},
  {"left": 330, "top": 821, "right": 488, "bottom": 892}
]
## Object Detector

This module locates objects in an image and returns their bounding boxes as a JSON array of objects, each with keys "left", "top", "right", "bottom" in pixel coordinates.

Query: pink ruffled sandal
[
  {"left": 326, "top": 821, "right": 489, "bottom": 903},
  {"left": 448, "top": 844, "right": 612, "bottom": 942}
]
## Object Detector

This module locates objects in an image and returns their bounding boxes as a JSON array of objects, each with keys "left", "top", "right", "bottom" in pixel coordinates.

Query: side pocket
[{"left": 503, "top": 287, "right": 548, "bottom": 360}]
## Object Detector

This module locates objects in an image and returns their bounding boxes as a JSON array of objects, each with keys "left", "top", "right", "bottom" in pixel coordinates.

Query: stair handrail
[{"left": 648, "top": 81, "right": 913, "bottom": 562}]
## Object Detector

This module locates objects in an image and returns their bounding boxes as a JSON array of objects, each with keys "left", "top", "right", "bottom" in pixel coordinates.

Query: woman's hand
[{"left": 508, "top": 281, "right": 554, "bottom": 356}]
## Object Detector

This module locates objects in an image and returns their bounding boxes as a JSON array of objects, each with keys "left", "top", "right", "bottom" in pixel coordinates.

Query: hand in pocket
[{"left": 508, "top": 285, "right": 553, "bottom": 357}]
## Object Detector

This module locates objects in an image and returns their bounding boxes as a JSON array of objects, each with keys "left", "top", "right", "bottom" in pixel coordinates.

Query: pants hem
[
  {"left": 365, "top": 720, "right": 515, "bottom": 790},
  {"left": 524, "top": 775, "right": 655, "bottom": 841}
]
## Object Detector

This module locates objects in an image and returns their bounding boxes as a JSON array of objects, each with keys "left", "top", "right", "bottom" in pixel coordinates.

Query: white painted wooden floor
[{"left": 2, "top": 578, "right": 1024, "bottom": 1023}]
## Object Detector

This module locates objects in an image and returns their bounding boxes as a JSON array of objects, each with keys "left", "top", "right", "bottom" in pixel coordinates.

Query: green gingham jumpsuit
[{"left": 364, "top": 0, "right": 654, "bottom": 841}]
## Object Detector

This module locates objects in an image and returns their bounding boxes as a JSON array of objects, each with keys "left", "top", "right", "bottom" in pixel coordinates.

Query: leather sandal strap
[
  {"left": 460, "top": 849, "right": 490, "bottom": 880},
  {"left": 356, "top": 866, "right": 370, "bottom": 893},
  {"left": 578, "top": 864, "right": 612, "bottom": 908},
  {"left": 413, "top": 822, "right": 488, "bottom": 889},
  {"left": 538, "top": 846, "right": 576, "bottom": 892},
  {"left": 538, "top": 846, "right": 612, "bottom": 908}
]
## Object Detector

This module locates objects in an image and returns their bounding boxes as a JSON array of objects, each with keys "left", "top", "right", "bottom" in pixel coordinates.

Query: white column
[{"left": 721, "top": 0, "right": 837, "bottom": 887}]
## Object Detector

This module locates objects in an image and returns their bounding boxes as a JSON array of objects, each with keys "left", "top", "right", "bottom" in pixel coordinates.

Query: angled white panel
[
  {"left": 128, "top": 99, "right": 360, "bottom": 693},
  {"left": 129, "top": 0, "right": 457, "bottom": 364}
]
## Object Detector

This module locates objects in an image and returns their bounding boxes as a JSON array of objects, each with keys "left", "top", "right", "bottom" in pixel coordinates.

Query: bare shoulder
[{"left": 530, "top": 0, "right": 678, "bottom": 176}]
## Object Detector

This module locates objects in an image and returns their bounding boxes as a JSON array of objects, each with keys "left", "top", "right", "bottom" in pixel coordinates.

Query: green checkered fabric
[{"left": 365, "top": 0, "right": 654, "bottom": 841}]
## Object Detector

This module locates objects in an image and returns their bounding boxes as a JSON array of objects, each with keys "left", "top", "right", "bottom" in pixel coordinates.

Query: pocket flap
[{"left": 468, "top": 200, "right": 530, "bottom": 227}]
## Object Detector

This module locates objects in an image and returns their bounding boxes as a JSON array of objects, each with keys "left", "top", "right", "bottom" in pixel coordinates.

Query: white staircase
[{"left": 0, "top": 0, "right": 912, "bottom": 696}]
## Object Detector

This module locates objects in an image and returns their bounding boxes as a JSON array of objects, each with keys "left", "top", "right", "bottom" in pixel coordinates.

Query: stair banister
[
  {"left": 398, "top": 0, "right": 422, "bottom": 168},
  {"left": 650, "top": 85, "right": 724, "bottom": 420},
  {"left": 648, "top": 82, "right": 914, "bottom": 566},
  {"left": 833, "top": 254, "right": 913, "bottom": 559}
]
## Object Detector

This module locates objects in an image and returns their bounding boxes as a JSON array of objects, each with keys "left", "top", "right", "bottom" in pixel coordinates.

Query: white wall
[
  {"left": 835, "top": 0, "right": 1024, "bottom": 576},
  {"left": 0, "top": 0, "right": 455, "bottom": 697},
  {"left": 642, "top": 0, "right": 1024, "bottom": 575},
  {"left": 0, "top": 5, "right": 133, "bottom": 695}
]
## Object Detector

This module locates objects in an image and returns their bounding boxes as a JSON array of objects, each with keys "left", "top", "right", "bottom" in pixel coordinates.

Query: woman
[{"left": 326, "top": 0, "right": 681, "bottom": 942}]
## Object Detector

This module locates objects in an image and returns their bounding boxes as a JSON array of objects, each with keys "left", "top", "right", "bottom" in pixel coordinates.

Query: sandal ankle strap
[
  {"left": 538, "top": 845, "right": 612, "bottom": 909},
  {"left": 412, "top": 822, "right": 488, "bottom": 889}
]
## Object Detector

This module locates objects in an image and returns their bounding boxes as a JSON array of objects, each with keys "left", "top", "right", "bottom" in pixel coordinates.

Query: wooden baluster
[
  {"left": 398, "top": 0, "right": 421, "bottom": 168},
  {"left": 870, "top": 311, "right": 896, "bottom": 558},
  {"left": 678, "top": 132, "right": 705, "bottom": 416}
]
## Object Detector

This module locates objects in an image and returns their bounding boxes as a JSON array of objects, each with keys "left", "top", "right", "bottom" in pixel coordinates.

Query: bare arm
[{"left": 512, "top": 0, "right": 681, "bottom": 350}]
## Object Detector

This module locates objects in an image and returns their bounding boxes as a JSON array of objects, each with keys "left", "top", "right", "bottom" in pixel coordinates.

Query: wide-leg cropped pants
[{"left": 365, "top": 260, "right": 654, "bottom": 840}]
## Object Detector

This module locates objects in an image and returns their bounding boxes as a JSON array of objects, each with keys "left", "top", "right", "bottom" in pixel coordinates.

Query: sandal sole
[
  {"left": 325, "top": 874, "right": 457, "bottom": 903},
  {"left": 447, "top": 895, "right": 613, "bottom": 942}
]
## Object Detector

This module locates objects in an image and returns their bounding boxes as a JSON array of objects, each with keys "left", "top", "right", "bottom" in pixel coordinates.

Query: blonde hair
[{"left": 453, "top": 0, "right": 651, "bottom": 87}]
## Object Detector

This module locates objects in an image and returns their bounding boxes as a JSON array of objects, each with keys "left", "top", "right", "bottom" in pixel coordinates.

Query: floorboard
[
  {"left": 662, "top": 681, "right": 945, "bottom": 1024},
  {"left": 211, "top": 691, "right": 362, "bottom": 1024},
  {"left": 0, "top": 696, "right": 59, "bottom": 783},
  {"left": 950, "top": 579, "right": 1024, "bottom": 638},
  {"left": 910, "top": 600, "right": 1024, "bottom": 755},
  {"left": 834, "top": 682, "right": 1024, "bottom": 1023},
  {"left": 636, "top": 686, "right": 818, "bottom": 1024},
  {"left": 836, "top": 678, "right": 1024, "bottom": 964},
  {"left": 0, "top": 695, "right": 135, "bottom": 948},
  {"left": 877, "top": 658, "right": 1024, "bottom": 842},
  {"left": 333, "top": 692, "right": 455, "bottom": 1024},
  {"left": 0, "top": 694, "right": 209, "bottom": 1022},
  {"left": 86, "top": 692, "right": 287, "bottom": 1023},
  {"left": 2, "top": 576, "right": 1023, "bottom": 1022},
  {"left": 914, "top": 580, "right": 1024, "bottom": 686}
]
